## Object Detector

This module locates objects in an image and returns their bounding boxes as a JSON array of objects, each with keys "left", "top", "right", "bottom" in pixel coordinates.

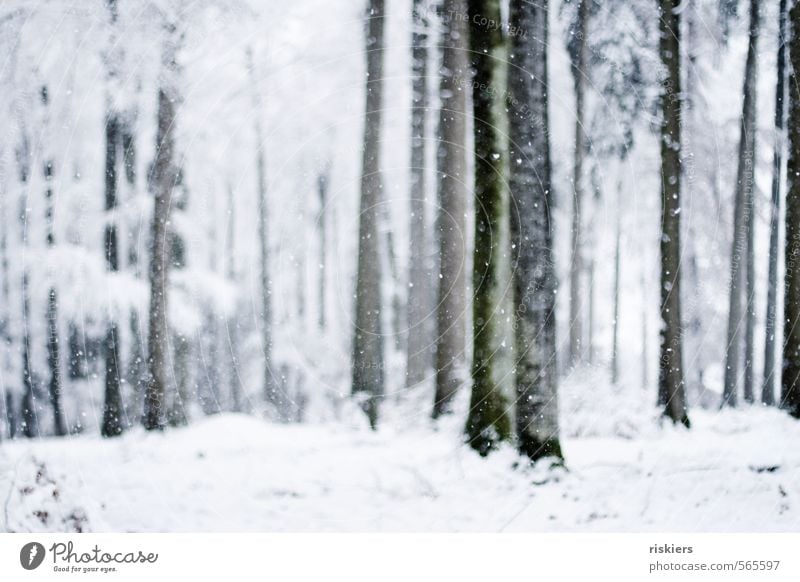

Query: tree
[
  {"left": 352, "top": 0, "right": 386, "bottom": 428},
  {"left": 143, "top": 21, "right": 181, "bottom": 431},
  {"left": 722, "top": 0, "right": 759, "bottom": 408},
  {"left": 405, "top": 0, "right": 432, "bottom": 390},
  {"left": 763, "top": 0, "right": 788, "bottom": 406},
  {"left": 782, "top": 0, "right": 800, "bottom": 418},
  {"left": 432, "top": 0, "right": 469, "bottom": 419},
  {"left": 246, "top": 48, "right": 282, "bottom": 418},
  {"left": 101, "top": 0, "right": 124, "bottom": 437},
  {"left": 508, "top": 0, "right": 562, "bottom": 461},
  {"left": 465, "top": 0, "right": 512, "bottom": 456},
  {"left": 40, "top": 85, "right": 67, "bottom": 437},
  {"left": 567, "top": 0, "right": 590, "bottom": 368},
  {"left": 657, "top": 0, "right": 689, "bottom": 426}
]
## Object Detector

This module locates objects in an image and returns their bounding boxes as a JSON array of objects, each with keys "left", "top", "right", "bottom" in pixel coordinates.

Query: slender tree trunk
[
  {"left": 101, "top": 0, "right": 124, "bottom": 437},
  {"left": 657, "top": 0, "right": 690, "bottom": 426},
  {"left": 318, "top": 166, "right": 329, "bottom": 330},
  {"left": 40, "top": 84, "right": 66, "bottom": 437},
  {"left": 641, "top": 270, "right": 649, "bottom": 390},
  {"left": 611, "top": 209, "right": 621, "bottom": 385},
  {"left": 568, "top": 0, "right": 590, "bottom": 368},
  {"left": 509, "top": 0, "right": 562, "bottom": 461},
  {"left": 405, "top": 0, "right": 431, "bottom": 390},
  {"left": 246, "top": 48, "right": 280, "bottom": 417},
  {"left": 225, "top": 184, "right": 242, "bottom": 412},
  {"left": 782, "top": 0, "right": 800, "bottom": 418},
  {"left": 352, "top": 0, "right": 386, "bottom": 428},
  {"left": 465, "top": 0, "right": 512, "bottom": 456},
  {"left": 16, "top": 131, "right": 36, "bottom": 438},
  {"left": 723, "top": 0, "right": 759, "bottom": 408},
  {"left": 432, "top": 0, "right": 469, "bottom": 419},
  {"left": 763, "top": 0, "right": 788, "bottom": 406},
  {"left": 102, "top": 111, "right": 123, "bottom": 437},
  {"left": 143, "top": 25, "right": 180, "bottom": 431}
]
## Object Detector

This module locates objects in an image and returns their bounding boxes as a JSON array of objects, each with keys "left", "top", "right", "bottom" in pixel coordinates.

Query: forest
[{"left": 0, "top": 0, "right": 800, "bottom": 532}]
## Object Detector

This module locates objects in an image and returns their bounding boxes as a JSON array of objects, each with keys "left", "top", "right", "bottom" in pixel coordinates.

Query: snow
[{"left": 2, "top": 385, "right": 798, "bottom": 532}]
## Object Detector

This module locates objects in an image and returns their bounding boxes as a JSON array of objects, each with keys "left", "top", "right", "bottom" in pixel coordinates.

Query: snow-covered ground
[{"left": 1, "top": 380, "right": 798, "bottom": 533}]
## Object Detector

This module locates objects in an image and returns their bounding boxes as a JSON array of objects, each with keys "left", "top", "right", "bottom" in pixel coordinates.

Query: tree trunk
[
  {"left": 782, "top": 0, "right": 800, "bottom": 418},
  {"left": 465, "top": 0, "right": 512, "bottom": 456},
  {"left": 763, "top": 0, "right": 788, "bottom": 406},
  {"left": 657, "top": 0, "right": 689, "bottom": 426},
  {"left": 246, "top": 48, "right": 281, "bottom": 418},
  {"left": 568, "top": 0, "right": 590, "bottom": 368},
  {"left": 722, "top": 0, "right": 759, "bottom": 408},
  {"left": 41, "top": 85, "right": 66, "bottom": 436},
  {"left": 143, "top": 26, "right": 180, "bottom": 431},
  {"left": 611, "top": 209, "right": 621, "bottom": 385},
  {"left": 508, "top": 0, "right": 562, "bottom": 461},
  {"left": 225, "top": 184, "right": 242, "bottom": 412},
  {"left": 405, "top": 0, "right": 431, "bottom": 390},
  {"left": 102, "top": 110, "right": 123, "bottom": 437},
  {"left": 101, "top": 0, "right": 124, "bottom": 437},
  {"left": 352, "top": 0, "right": 386, "bottom": 428},
  {"left": 432, "top": 0, "right": 469, "bottom": 419},
  {"left": 318, "top": 166, "right": 329, "bottom": 330}
]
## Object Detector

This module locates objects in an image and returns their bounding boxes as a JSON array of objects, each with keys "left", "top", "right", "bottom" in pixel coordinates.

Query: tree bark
[
  {"left": 763, "top": 0, "right": 788, "bottom": 406},
  {"left": 432, "top": 0, "right": 469, "bottom": 419},
  {"left": 405, "top": 0, "right": 432, "bottom": 390},
  {"left": 246, "top": 48, "right": 281, "bottom": 418},
  {"left": 508, "top": 0, "right": 562, "bottom": 461},
  {"left": 782, "top": 0, "right": 800, "bottom": 418},
  {"left": 611, "top": 207, "right": 621, "bottom": 385},
  {"left": 657, "top": 0, "right": 690, "bottom": 426},
  {"left": 568, "top": 0, "right": 590, "bottom": 368},
  {"left": 723, "top": 0, "right": 759, "bottom": 408},
  {"left": 143, "top": 25, "right": 180, "bottom": 431},
  {"left": 352, "top": 0, "right": 386, "bottom": 428},
  {"left": 465, "top": 0, "right": 512, "bottom": 456},
  {"left": 41, "top": 84, "right": 66, "bottom": 437}
]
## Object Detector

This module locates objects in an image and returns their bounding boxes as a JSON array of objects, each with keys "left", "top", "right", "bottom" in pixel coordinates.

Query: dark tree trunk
[
  {"left": 102, "top": 0, "right": 124, "bottom": 437},
  {"left": 352, "top": 0, "right": 386, "bottom": 428},
  {"left": 465, "top": 0, "right": 512, "bottom": 456},
  {"left": 723, "top": 0, "right": 759, "bottom": 408},
  {"left": 143, "top": 26, "right": 180, "bottom": 431},
  {"left": 764, "top": 0, "right": 788, "bottom": 406},
  {"left": 508, "top": 0, "right": 562, "bottom": 461},
  {"left": 405, "top": 0, "right": 432, "bottom": 390},
  {"left": 782, "top": 0, "right": 800, "bottom": 418},
  {"left": 432, "top": 0, "right": 469, "bottom": 419},
  {"left": 657, "top": 0, "right": 690, "bottom": 426},
  {"left": 102, "top": 111, "right": 123, "bottom": 437}
]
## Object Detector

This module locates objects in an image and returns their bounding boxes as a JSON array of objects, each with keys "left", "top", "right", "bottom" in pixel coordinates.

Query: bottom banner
[{"left": 1, "top": 534, "right": 797, "bottom": 581}]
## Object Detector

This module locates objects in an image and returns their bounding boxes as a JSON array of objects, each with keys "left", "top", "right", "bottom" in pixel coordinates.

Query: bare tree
[
  {"left": 567, "top": 0, "right": 590, "bottom": 367},
  {"left": 782, "top": 0, "right": 800, "bottom": 418},
  {"left": 405, "top": 0, "right": 432, "bottom": 390},
  {"left": 432, "top": 0, "right": 469, "bottom": 418},
  {"left": 508, "top": 0, "right": 562, "bottom": 461},
  {"left": 722, "top": 0, "right": 759, "bottom": 408},
  {"left": 657, "top": 0, "right": 689, "bottom": 426},
  {"left": 764, "top": 0, "right": 788, "bottom": 406},
  {"left": 143, "top": 21, "right": 181, "bottom": 431},
  {"left": 352, "top": 0, "right": 386, "bottom": 428},
  {"left": 465, "top": 0, "right": 512, "bottom": 456}
]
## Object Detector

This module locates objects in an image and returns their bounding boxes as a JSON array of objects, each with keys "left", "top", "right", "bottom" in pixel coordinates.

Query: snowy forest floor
[{"left": 1, "top": 372, "right": 799, "bottom": 532}]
